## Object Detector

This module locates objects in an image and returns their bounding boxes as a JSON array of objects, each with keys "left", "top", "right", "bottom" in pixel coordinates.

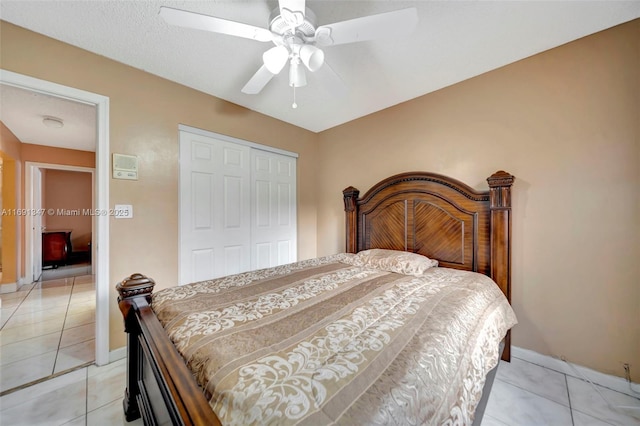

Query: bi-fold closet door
[{"left": 179, "top": 127, "right": 297, "bottom": 285}]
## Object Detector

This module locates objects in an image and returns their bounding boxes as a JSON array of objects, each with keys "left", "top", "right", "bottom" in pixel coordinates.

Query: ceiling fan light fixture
[
  {"left": 263, "top": 46, "right": 289, "bottom": 74},
  {"left": 289, "top": 59, "right": 307, "bottom": 87},
  {"left": 42, "top": 116, "right": 64, "bottom": 129},
  {"left": 299, "top": 45, "right": 324, "bottom": 72}
]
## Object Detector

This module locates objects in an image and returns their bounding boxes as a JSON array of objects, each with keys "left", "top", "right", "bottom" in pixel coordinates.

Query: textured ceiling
[{"left": 1, "top": 1, "right": 639, "bottom": 138}]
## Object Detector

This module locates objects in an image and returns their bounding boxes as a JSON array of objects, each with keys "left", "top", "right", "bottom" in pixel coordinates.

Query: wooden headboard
[{"left": 343, "top": 170, "right": 515, "bottom": 359}]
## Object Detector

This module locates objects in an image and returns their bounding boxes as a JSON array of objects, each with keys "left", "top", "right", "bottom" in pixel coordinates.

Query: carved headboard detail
[{"left": 343, "top": 170, "right": 515, "bottom": 359}]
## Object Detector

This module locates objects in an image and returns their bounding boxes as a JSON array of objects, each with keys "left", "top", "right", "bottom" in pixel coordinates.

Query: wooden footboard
[{"left": 116, "top": 273, "right": 221, "bottom": 425}]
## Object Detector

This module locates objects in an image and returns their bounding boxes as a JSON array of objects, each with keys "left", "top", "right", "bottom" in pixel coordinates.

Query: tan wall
[
  {"left": 0, "top": 122, "right": 22, "bottom": 160},
  {"left": 316, "top": 20, "right": 640, "bottom": 377},
  {"left": 0, "top": 21, "right": 319, "bottom": 350},
  {"left": 43, "top": 169, "right": 92, "bottom": 250},
  {"left": 0, "top": 123, "right": 23, "bottom": 285},
  {"left": 0, "top": 157, "right": 19, "bottom": 285},
  {"left": 21, "top": 143, "right": 95, "bottom": 168}
]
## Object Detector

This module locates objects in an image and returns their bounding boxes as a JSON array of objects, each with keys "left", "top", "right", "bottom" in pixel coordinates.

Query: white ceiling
[
  {"left": 0, "top": 84, "right": 97, "bottom": 152},
  {"left": 1, "top": 1, "right": 639, "bottom": 140}
]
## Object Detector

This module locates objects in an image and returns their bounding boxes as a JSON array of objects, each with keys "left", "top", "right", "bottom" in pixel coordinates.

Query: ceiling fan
[{"left": 159, "top": 1, "right": 418, "bottom": 106}]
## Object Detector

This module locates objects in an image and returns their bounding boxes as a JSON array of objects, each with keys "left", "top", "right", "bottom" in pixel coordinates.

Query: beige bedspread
[{"left": 152, "top": 254, "right": 517, "bottom": 425}]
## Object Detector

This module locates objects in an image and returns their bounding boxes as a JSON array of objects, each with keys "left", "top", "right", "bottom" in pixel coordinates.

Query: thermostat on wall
[{"left": 113, "top": 153, "right": 138, "bottom": 180}]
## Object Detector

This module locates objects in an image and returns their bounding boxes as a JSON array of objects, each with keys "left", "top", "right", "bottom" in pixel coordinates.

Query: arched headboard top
[
  {"left": 351, "top": 171, "right": 491, "bottom": 206},
  {"left": 343, "top": 170, "right": 514, "bottom": 280}
]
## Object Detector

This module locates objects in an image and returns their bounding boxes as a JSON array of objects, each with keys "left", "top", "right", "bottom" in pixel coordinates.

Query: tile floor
[
  {"left": 0, "top": 275, "right": 638, "bottom": 425},
  {"left": 483, "top": 357, "right": 640, "bottom": 425},
  {"left": 0, "top": 274, "right": 95, "bottom": 393},
  {"left": 0, "top": 355, "right": 638, "bottom": 425}
]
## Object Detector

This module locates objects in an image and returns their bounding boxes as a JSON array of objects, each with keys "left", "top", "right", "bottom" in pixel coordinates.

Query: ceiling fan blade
[
  {"left": 159, "top": 6, "right": 273, "bottom": 42},
  {"left": 241, "top": 65, "right": 276, "bottom": 94},
  {"left": 315, "top": 7, "right": 418, "bottom": 46},
  {"left": 279, "top": 0, "right": 306, "bottom": 27}
]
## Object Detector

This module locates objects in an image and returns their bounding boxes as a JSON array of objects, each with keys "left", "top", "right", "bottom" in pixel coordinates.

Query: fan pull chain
[{"left": 292, "top": 86, "right": 298, "bottom": 109}]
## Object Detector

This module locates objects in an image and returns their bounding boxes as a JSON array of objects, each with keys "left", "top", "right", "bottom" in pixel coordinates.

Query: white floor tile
[
  {"left": 0, "top": 368, "right": 86, "bottom": 411},
  {"left": 480, "top": 413, "right": 511, "bottom": 426},
  {"left": 572, "top": 409, "right": 618, "bottom": 426},
  {"left": 0, "top": 319, "right": 64, "bottom": 346},
  {"left": 60, "top": 415, "right": 86, "bottom": 426},
  {"left": 87, "top": 358, "right": 127, "bottom": 412},
  {"left": 0, "top": 299, "right": 23, "bottom": 311},
  {"left": 568, "top": 376, "right": 640, "bottom": 426},
  {"left": 0, "top": 366, "right": 86, "bottom": 425},
  {"left": 73, "top": 275, "right": 95, "bottom": 285},
  {"left": 1, "top": 309, "right": 66, "bottom": 330},
  {"left": 0, "top": 308, "right": 17, "bottom": 328},
  {"left": 0, "top": 331, "right": 61, "bottom": 366},
  {"left": 485, "top": 379, "right": 573, "bottom": 426},
  {"left": 87, "top": 398, "right": 144, "bottom": 425},
  {"left": 0, "top": 350, "right": 57, "bottom": 392},
  {"left": 10, "top": 302, "right": 68, "bottom": 316},
  {"left": 54, "top": 339, "right": 95, "bottom": 373},
  {"left": 497, "top": 357, "right": 570, "bottom": 406},
  {"left": 64, "top": 310, "right": 95, "bottom": 329},
  {"left": 0, "top": 289, "right": 30, "bottom": 302},
  {"left": 60, "top": 322, "right": 95, "bottom": 348}
]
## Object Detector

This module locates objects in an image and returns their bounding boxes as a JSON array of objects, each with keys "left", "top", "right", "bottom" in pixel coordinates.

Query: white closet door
[
  {"left": 179, "top": 131, "right": 251, "bottom": 284},
  {"left": 251, "top": 149, "right": 297, "bottom": 270}
]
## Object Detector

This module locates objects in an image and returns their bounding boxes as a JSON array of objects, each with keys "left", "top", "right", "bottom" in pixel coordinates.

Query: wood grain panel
[
  {"left": 364, "top": 200, "right": 407, "bottom": 250},
  {"left": 413, "top": 201, "right": 465, "bottom": 265}
]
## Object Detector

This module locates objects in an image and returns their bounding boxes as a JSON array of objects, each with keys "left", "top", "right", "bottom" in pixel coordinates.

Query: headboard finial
[
  {"left": 487, "top": 171, "right": 515, "bottom": 209},
  {"left": 343, "top": 186, "right": 360, "bottom": 253},
  {"left": 487, "top": 170, "right": 515, "bottom": 188}
]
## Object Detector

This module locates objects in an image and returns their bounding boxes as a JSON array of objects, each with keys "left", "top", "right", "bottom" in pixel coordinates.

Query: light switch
[{"left": 114, "top": 204, "right": 133, "bottom": 219}]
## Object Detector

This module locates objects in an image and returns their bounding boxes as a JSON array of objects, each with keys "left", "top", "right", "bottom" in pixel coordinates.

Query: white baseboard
[
  {"left": 512, "top": 346, "right": 640, "bottom": 399},
  {"left": 0, "top": 282, "right": 18, "bottom": 294},
  {"left": 109, "top": 346, "right": 127, "bottom": 363}
]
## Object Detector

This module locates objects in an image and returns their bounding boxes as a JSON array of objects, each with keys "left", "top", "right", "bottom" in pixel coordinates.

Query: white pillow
[{"left": 351, "top": 249, "right": 438, "bottom": 276}]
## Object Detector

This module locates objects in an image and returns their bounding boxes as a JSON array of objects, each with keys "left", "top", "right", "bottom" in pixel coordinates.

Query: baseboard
[
  {"left": 512, "top": 346, "right": 640, "bottom": 399},
  {"left": 109, "top": 346, "right": 127, "bottom": 363},
  {"left": 0, "top": 282, "right": 18, "bottom": 294}
]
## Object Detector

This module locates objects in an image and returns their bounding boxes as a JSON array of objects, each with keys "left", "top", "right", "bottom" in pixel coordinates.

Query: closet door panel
[
  {"left": 251, "top": 150, "right": 297, "bottom": 270},
  {"left": 180, "top": 127, "right": 297, "bottom": 285},
  {"left": 180, "top": 131, "right": 250, "bottom": 284}
]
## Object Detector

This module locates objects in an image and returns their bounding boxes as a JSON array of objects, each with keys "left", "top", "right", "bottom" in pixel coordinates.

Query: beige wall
[
  {"left": 21, "top": 143, "right": 96, "bottom": 168},
  {"left": 0, "top": 21, "right": 319, "bottom": 350},
  {"left": 316, "top": 20, "right": 640, "bottom": 377},
  {"left": 43, "top": 169, "right": 92, "bottom": 250},
  {"left": 0, "top": 123, "right": 23, "bottom": 286},
  {"left": 2, "top": 17, "right": 637, "bottom": 377}
]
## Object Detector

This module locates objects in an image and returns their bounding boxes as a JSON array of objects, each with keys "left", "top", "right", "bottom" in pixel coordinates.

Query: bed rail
[{"left": 117, "top": 273, "right": 221, "bottom": 425}]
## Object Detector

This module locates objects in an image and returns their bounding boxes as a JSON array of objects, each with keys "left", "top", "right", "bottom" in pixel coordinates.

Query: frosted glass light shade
[
  {"left": 262, "top": 46, "right": 289, "bottom": 74},
  {"left": 299, "top": 45, "right": 324, "bottom": 72}
]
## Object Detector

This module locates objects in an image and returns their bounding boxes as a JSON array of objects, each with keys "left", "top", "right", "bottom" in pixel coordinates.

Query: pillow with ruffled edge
[{"left": 350, "top": 249, "right": 438, "bottom": 276}]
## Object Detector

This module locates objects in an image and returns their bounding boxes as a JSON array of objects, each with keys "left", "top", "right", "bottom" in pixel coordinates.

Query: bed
[{"left": 116, "top": 170, "right": 516, "bottom": 425}]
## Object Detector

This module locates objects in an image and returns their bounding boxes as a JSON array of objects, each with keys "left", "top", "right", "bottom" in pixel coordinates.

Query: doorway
[
  {"left": 0, "top": 70, "right": 110, "bottom": 368},
  {"left": 26, "top": 164, "right": 95, "bottom": 282}
]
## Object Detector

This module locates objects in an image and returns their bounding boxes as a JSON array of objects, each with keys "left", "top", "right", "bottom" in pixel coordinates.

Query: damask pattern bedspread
[{"left": 152, "top": 253, "right": 517, "bottom": 425}]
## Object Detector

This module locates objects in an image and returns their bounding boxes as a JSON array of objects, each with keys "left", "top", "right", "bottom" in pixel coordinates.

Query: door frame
[{"left": 0, "top": 69, "right": 110, "bottom": 366}]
